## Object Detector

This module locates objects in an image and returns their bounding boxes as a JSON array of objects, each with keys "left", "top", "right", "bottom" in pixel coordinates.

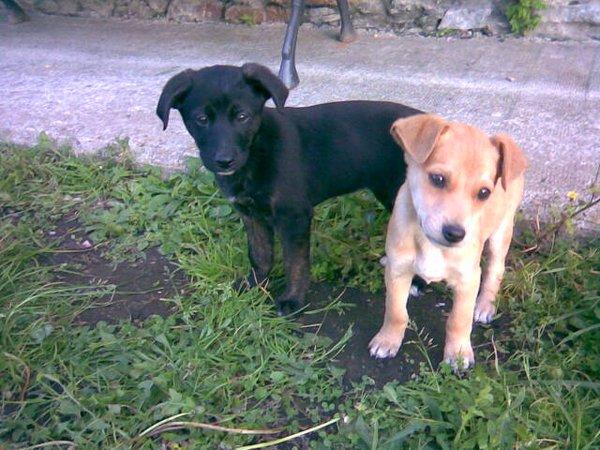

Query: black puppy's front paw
[
  {"left": 275, "top": 297, "right": 302, "bottom": 316},
  {"left": 410, "top": 275, "right": 427, "bottom": 297},
  {"left": 233, "top": 272, "right": 268, "bottom": 293},
  {"left": 233, "top": 277, "right": 251, "bottom": 293}
]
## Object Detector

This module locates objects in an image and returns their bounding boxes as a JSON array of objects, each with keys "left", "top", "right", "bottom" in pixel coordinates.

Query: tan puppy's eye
[
  {"left": 477, "top": 188, "right": 491, "bottom": 200},
  {"left": 429, "top": 173, "right": 446, "bottom": 189}
]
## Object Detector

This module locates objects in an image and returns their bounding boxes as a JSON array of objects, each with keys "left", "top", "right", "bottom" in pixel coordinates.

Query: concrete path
[{"left": 1, "top": 15, "right": 598, "bottom": 226}]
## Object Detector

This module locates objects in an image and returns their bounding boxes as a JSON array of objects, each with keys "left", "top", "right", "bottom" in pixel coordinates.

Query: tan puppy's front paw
[
  {"left": 369, "top": 328, "right": 405, "bottom": 359},
  {"left": 444, "top": 340, "right": 475, "bottom": 372},
  {"left": 474, "top": 297, "right": 496, "bottom": 324}
]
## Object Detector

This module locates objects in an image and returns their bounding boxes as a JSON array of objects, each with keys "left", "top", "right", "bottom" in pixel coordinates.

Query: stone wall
[
  {"left": 536, "top": 0, "right": 600, "bottom": 40},
  {"left": 8, "top": 0, "right": 600, "bottom": 40}
]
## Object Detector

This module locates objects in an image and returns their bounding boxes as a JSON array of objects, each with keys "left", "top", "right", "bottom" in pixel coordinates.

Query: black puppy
[{"left": 157, "top": 63, "right": 421, "bottom": 314}]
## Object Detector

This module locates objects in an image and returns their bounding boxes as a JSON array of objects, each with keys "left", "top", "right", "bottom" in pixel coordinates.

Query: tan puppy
[{"left": 369, "top": 114, "right": 527, "bottom": 370}]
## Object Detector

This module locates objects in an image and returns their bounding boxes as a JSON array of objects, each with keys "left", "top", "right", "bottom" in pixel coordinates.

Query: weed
[
  {"left": 506, "top": 0, "right": 547, "bottom": 35},
  {"left": 238, "top": 14, "right": 258, "bottom": 27}
]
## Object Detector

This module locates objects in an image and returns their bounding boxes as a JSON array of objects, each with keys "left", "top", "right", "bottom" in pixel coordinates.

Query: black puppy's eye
[
  {"left": 236, "top": 112, "right": 250, "bottom": 122},
  {"left": 477, "top": 187, "right": 491, "bottom": 201},
  {"left": 196, "top": 114, "right": 209, "bottom": 126},
  {"left": 429, "top": 173, "right": 446, "bottom": 189}
]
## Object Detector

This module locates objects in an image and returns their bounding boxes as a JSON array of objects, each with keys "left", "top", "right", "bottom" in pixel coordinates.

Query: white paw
[
  {"left": 474, "top": 301, "right": 496, "bottom": 324},
  {"left": 368, "top": 330, "right": 404, "bottom": 359},
  {"left": 379, "top": 256, "right": 388, "bottom": 267},
  {"left": 444, "top": 341, "right": 475, "bottom": 372}
]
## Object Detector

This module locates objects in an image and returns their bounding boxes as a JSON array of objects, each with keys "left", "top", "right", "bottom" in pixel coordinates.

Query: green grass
[{"left": 1, "top": 137, "right": 599, "bottom": 449}]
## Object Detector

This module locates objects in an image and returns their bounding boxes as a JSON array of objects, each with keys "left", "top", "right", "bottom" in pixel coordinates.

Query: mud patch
[
  {"left": 46, "top": 214, "right": 187, "bottom": 325},
  {"left": 43, "top": 213, "right": 506, "bottom": 386},
  {"left": 302, "top": 282, "right": 508, "bottom": 387}
]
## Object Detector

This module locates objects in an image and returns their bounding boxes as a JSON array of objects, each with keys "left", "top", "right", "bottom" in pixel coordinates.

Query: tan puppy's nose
[{"left": 442, "top": 224, "right": 465, "bottom": 244}]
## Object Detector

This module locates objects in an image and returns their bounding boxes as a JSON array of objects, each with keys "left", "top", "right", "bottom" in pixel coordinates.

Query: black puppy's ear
[
  {"left": 156, "top": 69, "right": 194, "bottom": 130},
  {"left": 241, "top": 63, "right": 289, "bottom": 110}
]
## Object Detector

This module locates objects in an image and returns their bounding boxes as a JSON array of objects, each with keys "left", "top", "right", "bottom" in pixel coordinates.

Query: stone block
[
  {"left": 536, "top": 0, "right": 600, "bottom": 39},
  {"left": 307, "top": 6, "right": 339, "bottom": 24},
  {"left": 224, "top": 4, "right": 266, "bottom": 24},
  {"left": 33, "top": 0, "right": 80, "bottom": 15},
  {"left": 386, "top": 0, "right": 452, "bottom": 18},
  {"left": 113, "top": 0, "right": 170, "bottom": 19},
  {"left": 354, "top": 0, "right": 386, "bottom": 15},
  {"left": 438, "top": 0, "right": 494, "bottom": 30},
  {"left": 167, "top": 0, "right": 223, "bottom": 21},
  {"left": 78, "top": 0, "right": 115, "bottom": 18},
  {"left": 265, "top": 4, "right": 288, "bottom": 22}
]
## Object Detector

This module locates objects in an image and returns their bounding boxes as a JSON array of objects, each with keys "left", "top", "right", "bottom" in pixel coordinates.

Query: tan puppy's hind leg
[
  {"left": 475, "top": 220, "right": 514, "bottom": 324},
  {"left": 444, "top": 269, "right": 480, "bottom": 370},
  {"left": 369, "top": 265, "right": 412, "bottom": 359}
]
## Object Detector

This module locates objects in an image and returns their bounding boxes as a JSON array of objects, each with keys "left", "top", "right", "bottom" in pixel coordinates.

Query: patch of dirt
[
  {"left": 302, "top": 282, "right": 509, "bottom": 387},
  {"left": 42, "top": 212, "right": 508, "bottom": 387},
  {"left": 46, "top": 214, "right": 187, "bottom": 325}
]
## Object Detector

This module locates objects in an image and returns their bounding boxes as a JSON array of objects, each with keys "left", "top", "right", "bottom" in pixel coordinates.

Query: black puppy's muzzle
[
  {"left": 215, "top": 156, "right": 235, "bottom": 170},
  {"left": 208, "top": 146, "right": 249, "bottom": 176}
]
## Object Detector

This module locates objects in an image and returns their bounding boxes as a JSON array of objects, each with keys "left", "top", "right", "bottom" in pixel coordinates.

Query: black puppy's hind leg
[
  {"left": 274, "top": 206, "right": 312, "bottom": 315},
  {"left": 278, "top": 0, "right": 304, "bottom": 89},
  {"left": 336, "top": 0, "right": 356, "bottom": 42},
  {"left": 372, "top": 187, "right": 396, "bottom": 213},
  {"left": 235, "top": 215, "right": 274, "bottom": 292},
  {"left": 373, "top": 186, "right": 425, "bottom": 296}
]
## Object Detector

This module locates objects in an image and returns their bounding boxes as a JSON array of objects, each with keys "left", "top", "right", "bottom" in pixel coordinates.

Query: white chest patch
[{"left": 414, "top": 244, "right": 447, "bottom": 283}]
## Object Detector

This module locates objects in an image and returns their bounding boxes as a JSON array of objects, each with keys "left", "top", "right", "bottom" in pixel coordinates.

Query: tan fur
[{"left": 369, "top": 114, "right": 527, "bottom": 369}]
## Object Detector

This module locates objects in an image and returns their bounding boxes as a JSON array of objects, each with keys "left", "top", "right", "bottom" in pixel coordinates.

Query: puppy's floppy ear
[
  {"left": 491, "top": 134, "right": 528, "bottom": 190},
  {"left": 156, "top": 69, "right": 194, "bottom": 130},
  {"left": 390, "top": 114, "right": 448, "bottom": 164},
  {"left": 241, "top": 63, "right": 288, "bottom": 110}
]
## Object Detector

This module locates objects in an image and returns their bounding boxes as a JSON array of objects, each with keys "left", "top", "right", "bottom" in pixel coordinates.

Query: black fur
[{"left": 157, "top": 63, "right": 422, "bottom": 314}]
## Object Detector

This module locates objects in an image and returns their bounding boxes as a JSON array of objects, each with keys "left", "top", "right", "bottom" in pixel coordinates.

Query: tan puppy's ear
[
  {"left": 491, "top": 134, "right": 528, "bottom": 190},
  {"left": 390, "top": 114, "right": 448, "bottom": 164}
]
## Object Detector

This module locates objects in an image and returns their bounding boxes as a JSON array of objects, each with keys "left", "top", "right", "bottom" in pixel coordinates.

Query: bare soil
[
  {"left": 43, "top": 214, "right": 506, "bottom": 386},
  {"left": 302, "top": 282, "right": 508, "bottom": 386},
  {"left": 46, "top": 214, "right": 187, "bottom": 325}
]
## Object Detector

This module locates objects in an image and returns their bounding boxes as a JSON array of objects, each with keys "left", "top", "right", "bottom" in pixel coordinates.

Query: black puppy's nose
[
  {"left": 216, "top": 157, "right": 234, "bottom": 169},
  {"left": 442, "top": 224, "right": 465, "bottom": 243}
]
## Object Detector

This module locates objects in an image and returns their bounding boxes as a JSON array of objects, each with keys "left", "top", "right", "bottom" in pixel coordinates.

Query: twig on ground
[
  {"left": 491, "top": 332, "right": 500, "bottom": 375},
  {"left": 524, "top": 196, "right": 599, "bottom": 253},
  {"left": 138, "top": 412, "right": 190, "bottom": 437},
  {"left": 145, "top": 421, "right": 281, "bottom": 438},
  {"left": 136, "top": 412, "right": 281, "bottom": 446},
  {"left": 3, "top": 352, "right": 31, "bottom": 402},
  {"left": 20, "top": 441, "right": 75, "bottom": 450},
  {"left": 524, "top": 163, "right": 599, "bottom": 253},
  {"left": 235, "top": 417, "right": 340, "bottom": 450}
]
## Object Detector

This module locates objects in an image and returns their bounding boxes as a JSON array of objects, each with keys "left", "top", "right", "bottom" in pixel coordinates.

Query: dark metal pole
[
  {"left": 1, "top": 0, "right": 29, "bottom": 23},
  {"left": 337, "top": 0, "right": 356, "bottom": 42},
  {"left": 278, "top": 0, "right": 305, "bottom": 89}
]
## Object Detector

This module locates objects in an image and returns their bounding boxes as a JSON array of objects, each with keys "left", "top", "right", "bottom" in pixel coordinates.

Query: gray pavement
[{"left": 1, "top": 15, "right": 599, "bottom": 227}]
